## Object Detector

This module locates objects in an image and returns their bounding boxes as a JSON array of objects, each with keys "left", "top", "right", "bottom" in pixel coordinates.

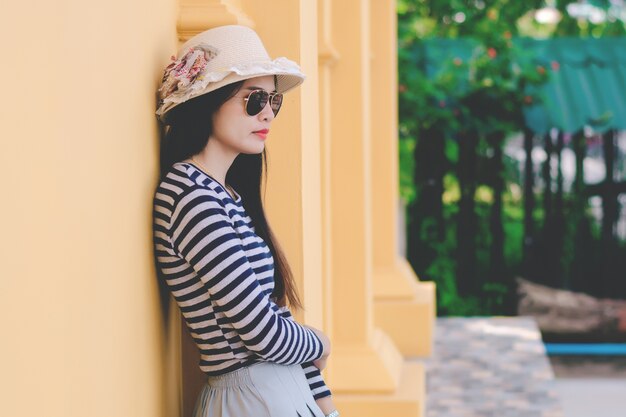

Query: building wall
[
  {"left": 1, "top": 1, "right": 179, "bottom": 417},
  {"left": 0, "top": 1, "right": 434, "bottom": 417}
]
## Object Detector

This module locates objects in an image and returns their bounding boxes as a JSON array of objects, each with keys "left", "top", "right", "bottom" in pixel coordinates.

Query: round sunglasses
[{"left": 239, "top": 89, "right": 284, "bottom": 117}]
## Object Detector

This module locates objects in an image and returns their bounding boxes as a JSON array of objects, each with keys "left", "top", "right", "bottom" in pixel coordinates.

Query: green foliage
[
  {"left": 399, "top": 137, "right": 417, "bottom": 205},
  {"left": 502, "top": 202, "right": 524, "bottom": 268},
  {"left": 423, "top": 192, "right": 526, "bottom": 316},
  {"left": 399, "top": 33, "right": 550, "bottom": 139},
  {"left": 399, "top": 1, "right": 626, "bottom": 315},
  {"left": 445, "top": 138, "right": 460, "bottom": 164},
  {"left": 424, "top": 203, "right": 488, "bottom": 316},
  {"left": 554, "top": 1, "right": 626, "bottom": 37}
]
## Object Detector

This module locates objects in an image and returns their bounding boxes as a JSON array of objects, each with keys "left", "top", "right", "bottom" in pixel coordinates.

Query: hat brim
[{"left": 156, "top": 63, "right": 305, "bottom": 124}]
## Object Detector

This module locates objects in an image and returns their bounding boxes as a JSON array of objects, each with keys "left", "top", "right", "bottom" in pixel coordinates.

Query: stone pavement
[{"left": 410, "top": 317, "right": 564, "bottom": 417}]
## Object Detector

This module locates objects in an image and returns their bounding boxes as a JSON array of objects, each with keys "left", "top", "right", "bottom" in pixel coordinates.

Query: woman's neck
[{"left": 191, "top": 140, "right": 239, "bottom": 185}]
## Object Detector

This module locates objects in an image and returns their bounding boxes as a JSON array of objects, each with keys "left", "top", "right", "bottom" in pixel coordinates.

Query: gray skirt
[{"left": 192, "top": 361, "right": 326, "bottom": 417}]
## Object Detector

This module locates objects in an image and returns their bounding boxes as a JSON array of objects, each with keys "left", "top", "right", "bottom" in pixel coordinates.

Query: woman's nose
[{"left": 259, "top": 100, "right": 275, "bottom": 122}]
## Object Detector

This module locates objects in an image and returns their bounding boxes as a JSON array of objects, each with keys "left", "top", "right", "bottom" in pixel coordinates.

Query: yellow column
[
  {"left": 178, "top": 0, "right": 253, "bottom": 42},
  {"left": 369, "top": 0, "right": 435, "bottom": 357},
  {"left": 317, "top": 0, "right": 340, "bottom": 377},
  {"left": 239, "top": 0, "right": 325, "bottom": 327},
  {"left": 319, "top": 0, "right": 424, "bottom": 415}
]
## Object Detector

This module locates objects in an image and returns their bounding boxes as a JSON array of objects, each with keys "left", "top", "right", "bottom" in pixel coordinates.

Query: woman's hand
[
  {"left": 313, "top": 353, "right": 329, "bottom": 371},
  {"left": 315, "top": 395, "right": 337, "bottom": 416}
]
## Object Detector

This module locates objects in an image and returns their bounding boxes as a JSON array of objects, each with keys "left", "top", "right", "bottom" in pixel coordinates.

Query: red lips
[{"left": 253, "top": 129, "right": 269, "bottom": 140}]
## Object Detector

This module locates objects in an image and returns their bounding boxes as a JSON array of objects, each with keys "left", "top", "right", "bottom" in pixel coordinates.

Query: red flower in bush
[
  {"left": 487, "top": 48, "right": 497, "bottom": 58},
  {"left": 551, "top": 60, "right": 560, "bottom": 71}
]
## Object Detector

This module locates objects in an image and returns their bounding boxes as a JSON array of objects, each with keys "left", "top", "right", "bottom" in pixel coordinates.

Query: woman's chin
[{"left": 242, "top": 141, "right": 265, "bottom": 154}]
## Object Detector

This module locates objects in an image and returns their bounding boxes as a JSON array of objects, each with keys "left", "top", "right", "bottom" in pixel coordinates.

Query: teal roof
[{"left": 413, "top": 37, "right": 626, "bottom": 134}]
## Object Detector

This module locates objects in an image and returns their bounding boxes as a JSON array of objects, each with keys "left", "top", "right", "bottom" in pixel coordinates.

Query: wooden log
[{"left": 516, "top": 277, "right": 626, "bottom": 342}]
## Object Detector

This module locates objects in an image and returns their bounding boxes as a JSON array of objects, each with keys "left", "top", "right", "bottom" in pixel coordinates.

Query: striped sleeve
[
  {"left": 170, "top": 188, "right": 325, "bottom": 365},
  {"left": 301, "top": 362, "right": 332, "bottom": 400},
  {"left": 278, "top": 306, "right": 333, "bottom": 400}
]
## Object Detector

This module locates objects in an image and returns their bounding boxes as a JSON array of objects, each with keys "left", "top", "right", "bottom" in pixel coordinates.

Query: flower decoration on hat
[{"left": 157, "top": 44, "right": 219, "bottom": 106}]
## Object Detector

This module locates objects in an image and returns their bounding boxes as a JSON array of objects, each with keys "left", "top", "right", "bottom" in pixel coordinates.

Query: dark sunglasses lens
[
  {"left": 270, "top": 93, "right": 283, "bottom": 116},
  {"left": 246, "top": 91, "right": 269, "bottom": 116}
]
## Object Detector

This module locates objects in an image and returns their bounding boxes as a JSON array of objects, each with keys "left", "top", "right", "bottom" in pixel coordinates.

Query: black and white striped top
[{"left": 152, "top": 161, "right": 331, "bottom": 400}]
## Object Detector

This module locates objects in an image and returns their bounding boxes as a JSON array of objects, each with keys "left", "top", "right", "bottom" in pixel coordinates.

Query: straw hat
[{"left": 155, "top": 25, "right": 305, "bottom": 123}]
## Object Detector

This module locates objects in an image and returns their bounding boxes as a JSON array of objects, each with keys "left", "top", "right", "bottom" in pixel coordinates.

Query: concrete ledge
[
  {"left": 374, "top": 281, "right": 436, "bottom": 357},
  {"left": 327, "top": 328, "right": 404, "bottom": 392},
  {"left": 334, "top": 361, "right": 425, "bottom": 417}
]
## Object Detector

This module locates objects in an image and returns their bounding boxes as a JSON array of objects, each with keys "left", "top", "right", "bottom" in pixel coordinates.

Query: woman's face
[{"left": 211, "top": 75, "right": 277, "bottom": 154}]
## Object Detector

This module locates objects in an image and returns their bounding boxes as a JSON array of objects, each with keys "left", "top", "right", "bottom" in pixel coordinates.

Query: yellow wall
[{"left": 1, "top": 1, "right": 178, "bottom": 416}]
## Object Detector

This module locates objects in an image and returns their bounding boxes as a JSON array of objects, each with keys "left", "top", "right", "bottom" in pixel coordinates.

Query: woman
[{"left": 152, "top": 25, "right": 340, "bottom": 417}]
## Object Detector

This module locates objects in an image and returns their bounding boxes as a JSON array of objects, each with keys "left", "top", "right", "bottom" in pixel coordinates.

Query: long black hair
[{"left": 158, "top": 81, "right": 304, "bottom": 311}]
